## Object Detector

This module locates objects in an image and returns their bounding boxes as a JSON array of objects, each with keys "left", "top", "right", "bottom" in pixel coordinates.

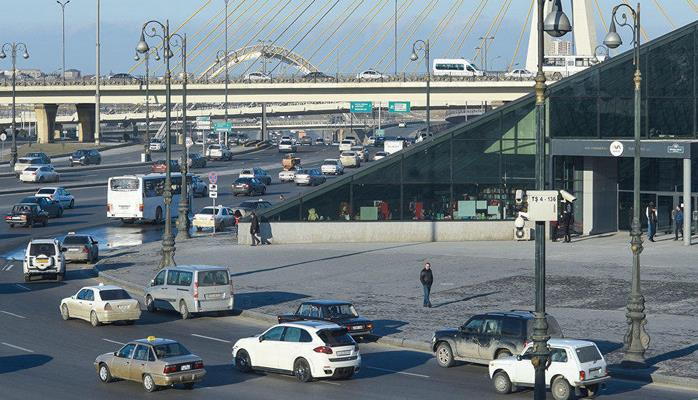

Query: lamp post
[
  {"left": 603, "top": 2, "right": 649, "bottom": 368},
  {"left": 134, "top": 48, "right": 160, "bottom": 162},
  {"left": 172, "top": 33, "right": 191, "bottom": 242},
  {"left": 137, "top": 19, "right": 176, "bottom": 269},
  {"left": 532, "top": 1, "right": 571, "bottom": 399},
  {"left": 478, "top": 35, "right": 495, "bottom": 73},
  {"left": 410, "top": 39, "right": 430, "bottom": 137},
  {"left": 0, "top": 42, "right": 30, "bottom": 168},
  {"left": 56, "top": 0, "right": 70, "bottom": 83}
]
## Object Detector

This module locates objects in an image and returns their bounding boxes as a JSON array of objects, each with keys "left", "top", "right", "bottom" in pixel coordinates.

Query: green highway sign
[
  {"left": 350, "top": 101, "right": 373, "bottom": 113},
  {"left": 196, "top": 116, "right": 211, "bottom": 121},
  {"left": 374, "top": 129, "right": 385, "bottom": 137},
  {"left": 213, "top": 122, "right": 233, "bottom": 132},
  {"left": 389, "top": 101, "right": 411, "bottom": 113}
]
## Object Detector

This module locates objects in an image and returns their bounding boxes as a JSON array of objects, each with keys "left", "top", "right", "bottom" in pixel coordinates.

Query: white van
[
  {"left": 339, "top": 139, "right": 353, "bottom": 152},
  {"left": 144, "top": 265, "right": 234, "bottom": 319},
  {"left": 432, "top": 58, "right": 484, "bottom": 77}
]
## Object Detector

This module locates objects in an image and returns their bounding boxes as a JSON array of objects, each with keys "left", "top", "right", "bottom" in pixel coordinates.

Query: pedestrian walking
[
  {"left": 250, "top": 211, "right": 261, "bottom": 246},
  {"left": 420, "top": 261, "right": 433, "bottom": 308},
  {"left": 559, "top": 201, "right": 574, "bottom": 243},
  {"left": 646, "top": 202, "right": 657, "bottom": 242},
  {"left": 674, "top": 204, "right": 684, "bottom": 241}
]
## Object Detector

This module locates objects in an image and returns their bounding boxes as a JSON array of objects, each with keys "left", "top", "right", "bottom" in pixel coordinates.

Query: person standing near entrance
[
  {"left": 420, "top": 262, "right": 433, "bottom": 308},
  {"left": 250, "top": 212, "right": 261, "bottom": 246},
  {"left": 674, "top": 204, "right": 684, "bottom": 241},
  {"left": 646, "top": 202, "right": 658, "bottom": 242}
]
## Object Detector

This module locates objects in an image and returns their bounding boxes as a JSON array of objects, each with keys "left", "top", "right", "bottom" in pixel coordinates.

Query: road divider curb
[
  {"left": 0, "top": 141, "right": 139, "bottom": 167},
  {"left": 0, "top": 161, "right": 149, "bottom": 178}
]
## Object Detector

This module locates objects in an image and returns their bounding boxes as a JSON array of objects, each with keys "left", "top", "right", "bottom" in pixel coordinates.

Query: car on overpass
[
  {"left": 356, "top": 69, "right": 385, "bottom": 80},
  {"left": 304, "top": 71, "right": 334, "bottom": 81},
  {"left": 245, "top": 72, "right": 271, "bottom": 82},
  {"left": 321, "top": 159, "right": 344, "bottom": 175},
  {"left": 505, "top": 69, "right": 535, "bottom": 79},
  {"left": 60, "top": 284, "right": 140, "bottom": 326},
  {"left": 294, "top": 168, "right": 326, "bottom": 186}
]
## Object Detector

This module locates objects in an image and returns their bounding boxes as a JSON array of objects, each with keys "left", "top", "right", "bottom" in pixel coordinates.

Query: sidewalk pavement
[{"left": 95, "top": 230, "right": 698, "bottom": 388}]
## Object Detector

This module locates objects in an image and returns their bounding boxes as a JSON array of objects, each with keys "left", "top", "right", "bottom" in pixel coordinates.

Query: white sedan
[
  {"left": 279, "top": 169, "right": 297, "bottom": 183},
  {"left": 373, "top": 151, "right": 388, "bottom": 161},
  {"left": 192, "top": 206, "right": 235, "bottom": 231},
  {"left": 505, "top": 69, "right": 535, "bottom": 79},
  {"left": 60, "top": 284, "right": 141, "bottom": 326},
  {"left": 20, "top": 165, "right": 59, "bottom": 183},
  {"left": 35, "top": 186, "right": 75, "bottom": 208},
  {"left": 233, "top": 321, "right": 361, "bottom": 382},
  {"left": 356, "top": 69, "right": 385, "bottom": 80}
]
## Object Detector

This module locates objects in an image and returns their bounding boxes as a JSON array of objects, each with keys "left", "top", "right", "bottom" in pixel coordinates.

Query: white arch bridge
[{"left": 200, "top": 43, "right": 319, "bottom": 79}]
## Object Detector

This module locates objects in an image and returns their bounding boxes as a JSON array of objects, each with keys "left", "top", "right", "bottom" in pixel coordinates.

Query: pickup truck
[{"left": 277, "top": 300, "right": 374, "bottom": 339}]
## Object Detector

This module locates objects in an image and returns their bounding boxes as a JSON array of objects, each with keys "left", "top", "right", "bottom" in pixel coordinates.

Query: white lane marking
[
  {"left": 365, "top": 366, "right": 430, "bottom": 378},
  {"left": 14, "top": 284, "right": 31, "bottom": 291},
  {"left": 0, "top": 310, "right": 26, "bottom": 319},
  {"left": 5, "top": 264, "right": 13, "bottom": 271},
  {"left": 102, "top": 338, "right": 126, "bottom": 345},
  {"left": 2, "top": 342, "right": 34, "bottom": 353},
  {"left": 191, "top": 334, "right": 231, "bottom": 343},
  {"left": 320, "top": 380, "right": 341, "bottom": 386}
]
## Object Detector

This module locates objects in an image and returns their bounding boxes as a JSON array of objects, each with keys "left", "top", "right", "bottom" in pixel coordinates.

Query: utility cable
[
  {"left": 374, "top": 0, "right": 415, "bottom": 72},
  {"left": 689, "top": 0, "right": 698, "bottom": 15},
  {"left": 473, "top": 0, "right": 509, "bottom": 65},
  {"left": 652, "top": 0, "right": 676, "bottom": 29},
  {"left": 593, "top": 0, "right": 608, "bottom": 33},
  {"left": 399, "top": 0, "right": 439, "bottom": 73},
  {"left": 352, "top": 0, "right": 413, "bottom": 71},
  {"left": 455, "top": 0, "right": 488, "bottom": 56},
  {"left": 225, "top": 0, "right": 284, "bottom": 75}
]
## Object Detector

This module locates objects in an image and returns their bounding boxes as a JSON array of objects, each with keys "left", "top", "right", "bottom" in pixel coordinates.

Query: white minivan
[
  {"left": 338, "top": 140, "right": 353, "bottom": 152},
  {"left": 144, "top": 265, "right": 234, "bottom": 319},
  {"left": 432, "top": 58, "right": 484, "bottom": 77}
]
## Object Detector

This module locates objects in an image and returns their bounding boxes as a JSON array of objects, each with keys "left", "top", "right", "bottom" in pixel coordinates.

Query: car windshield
[
  {"left": 73, "top": 150, "right": 86, "bottom": 156},
  {"left": 62, "top": 236, "right": 89, "bottom": 245},
  {"left": 198, "top": 208, "right": 216, "bottom": 215},
  {"left": 30, "top": 243, "right": 56, "bottom": 256},
  {"left": 575, "top": 345, "right": 603, "bottom": 363},
  {"left": 324, "top": 304, "right": 358, "bottom": 318},
  {"left": 153, "top": 342, "right": 191, "bottom": 359},
  {"left": 323, "top": 161, "right": 337, "bottom": 165},
  {"left": 280, "top": 141, "right": 292, "bottom": 145},
  {"left": 198, "top": 270, "right": 230, "bottom": 286},
  {"left": 12, "top": 205, "right": 35, "bottom": 213},
  {"left": 24, "top": 167, "right": 39, "bottom": 172},
  {"left": 36, "top": 188, "right": 55, "bottom": 194},
  {"left": 317, "top": 328, "right": 354, "bottom": 347},
  {"left": 234, "top": 178, "right": 252, "bottom": 184},
  {"left": 110, "top": 178, "right": 139, "bottom": 191},
  {"left": 100, "top": 289, "right": 131, "bottom": 300}
]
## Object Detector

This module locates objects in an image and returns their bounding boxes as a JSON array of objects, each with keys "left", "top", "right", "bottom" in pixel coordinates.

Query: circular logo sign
[
  {"left": 0, "top": 133, "right": 6, "bottom": 142},
  {"left": 610, "top": 141, "right": 624, "bottom": 157}
]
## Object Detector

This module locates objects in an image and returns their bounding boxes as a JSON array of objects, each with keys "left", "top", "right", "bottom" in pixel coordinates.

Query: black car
[
  {"left": 188, "top": 153, "right": 207, "bottom": 169},
  {"left": 277, "top": 300, "right": 374, "bottom": 338},
  {"left": 19, "top": 196, "right": 63, "bottom": 218},
  {"left": 69, "top": 149, "right": 101, "bottom": 166},
  {"left": 431, "top": 311, "right": 563, "bottom": 367},
  {"left": 373, "top": 136, "right": 385, "bottom": 147},
  {"left": 4, "top": 203, "right": 49, "bottom": 227},
  {"left": 232, "top": 178, "right": 266, "bottom": 196},
  {"left": 303, "top": 71, "right": 334, "bottom": 81},
  {"left": 24, "top": 152, "right": 51, "bottom": 164}
]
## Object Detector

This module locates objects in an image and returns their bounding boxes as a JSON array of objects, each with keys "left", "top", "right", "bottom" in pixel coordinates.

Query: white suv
[
  {"left": 206, "top": 144, "right": 232, "bottom": 161},
  {"left": 23, "top": 238, "right": 66, "bottom": 282},
  {"left": 233, "top": 321, "right": 361, "bottom": 382},
  {"left": 489, "top": 339, "right": 609, "bottom": 400},
  {"left": 321, "top": 159, "right": 344, "bottom": 175}
]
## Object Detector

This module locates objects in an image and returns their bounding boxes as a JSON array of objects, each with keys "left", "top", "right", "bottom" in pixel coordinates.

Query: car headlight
[{"left": 431, "top": 336, "right": 436, "bottom": 343}]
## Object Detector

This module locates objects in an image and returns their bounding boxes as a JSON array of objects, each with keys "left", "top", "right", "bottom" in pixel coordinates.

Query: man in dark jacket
[
  {"left": 250, "top": 212, "right": 261, "bottom": 246},
  {"left": 420, "top": 262, "right": 433, "bottom": 308}
]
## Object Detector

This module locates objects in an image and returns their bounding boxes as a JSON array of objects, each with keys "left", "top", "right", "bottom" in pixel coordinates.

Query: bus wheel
[{"left": 153, "top": 207, "right": 163, "bottom": 225}]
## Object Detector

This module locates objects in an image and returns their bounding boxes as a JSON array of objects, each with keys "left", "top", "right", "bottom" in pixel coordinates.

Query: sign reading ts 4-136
[
  {"left": 526, "top": 190, "right": 559, "bottom": 222},
  {"left": 389, "top": 101, "right": 410, "bottom": 113},
  {"left": 350, "top": 101, "right": 373, "bottom": 113}
]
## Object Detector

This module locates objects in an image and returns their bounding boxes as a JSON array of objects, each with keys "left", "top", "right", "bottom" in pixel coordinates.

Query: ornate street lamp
[
  {"left": 136, "top": 20, "right": 176, "bottom": 269},
  {"left": 532, "top": 1, "right": 571, "bottom": 399},
  {"left": 603, "top": 2, "right": 649, "bottom": 368},
  {"left": 0, "top": 42, "right": 30, "bottom": 168},
  {"left": 134, "top": 48, "right": 160, "bottom": 162},
  {"left": 410, "top": 39, "right": 430, "bottom": 137},
  {"left": 172, "top": 33, "right": 191, "bottom": 242}
]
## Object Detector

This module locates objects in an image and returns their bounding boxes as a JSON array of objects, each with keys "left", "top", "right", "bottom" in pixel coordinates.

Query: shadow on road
[
  {"left": 197, "top": 363, "right": 263, "bottom": 388},
  {"left": 0, "top": 281, "right": 65, "bottom": 294},
  {"left": 358, "top": 350, "right": 432, "bottom": 380},
  {"left": 431, "top": 291, "right": 501, "bottom": 309},
  {"left": 234, "top": 291, "right": 309, "bottom": 310},
  {"left": 0, "top": 354, "right": 53, "bottom": 374},
  {"left": 371, "top": 319, "right": 409, "bottom": 337}
]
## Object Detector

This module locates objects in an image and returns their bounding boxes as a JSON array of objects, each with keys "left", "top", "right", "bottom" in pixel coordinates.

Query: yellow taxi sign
[{"left": 147, "top": 336, "right": 157, "bottom": 342}]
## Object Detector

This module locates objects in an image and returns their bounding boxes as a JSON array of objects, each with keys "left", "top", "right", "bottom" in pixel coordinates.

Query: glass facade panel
[
  {"left": 452, "top": 139, "right": 501, "bottom": 182},
  {"left": 402, "top": 139, "right": 451, "bottom": 183},
  {"left": 599, "top": 97, "right": 633, "bottom": 138},
  {"left": 352, "top": 184, "right": 401, "bottom": 220},
  {"left": 647, "top": 98, "right": 694, "bottom": 138},
  {"left": 647, "top": 33, "right": 694, "bottom": 97},
  {"left": 549, "top": 97, "right": 598, "bottom": 137}
]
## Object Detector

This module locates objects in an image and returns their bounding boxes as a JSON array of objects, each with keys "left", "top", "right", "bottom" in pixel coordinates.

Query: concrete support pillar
[
  {"left": 34, "top": 103, "right": 58, "bottom": 144},
  {"left": 582, "top": 157, "right": 618, "bottom": 235},
  {"left": 684, "top": 158, "right": 692, "bottom": 246},
  {"left": 261, "top": 103, "right": 268, "bottom": 142},
  {"left": 76, "top": 103, "right": 96, "bottom": 142}
]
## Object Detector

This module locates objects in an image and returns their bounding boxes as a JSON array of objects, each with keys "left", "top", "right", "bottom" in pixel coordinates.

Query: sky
[{"left": 0, "top": 0, "right": 694, "bottom": 77}]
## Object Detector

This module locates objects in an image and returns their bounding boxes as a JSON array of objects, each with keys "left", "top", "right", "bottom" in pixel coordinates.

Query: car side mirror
[
  {"left": 258, "top": 336, "right": 264, "bottom": 342},
  {"left": 113, "top": 352, "right": 118, "bottom": 356},
  {"left": 150, "top": 279, "right": 155, "bottom": 286},
  {"left": 516, "top": 355, "right": 522, "bottom": 361},
  {"left": 61, "top": 247, "right": 68, "bottom": 252}
]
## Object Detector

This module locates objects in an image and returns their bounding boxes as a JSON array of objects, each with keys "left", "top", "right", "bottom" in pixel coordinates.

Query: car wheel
[
  {"left": 552, "top": 376, "right": 573, "bottom": 400},
  {"left": 69, "top": 199, "right": 74, "bottom": 209},
  {"left": 293, "top": 358, "right": 312, "bottom": 382},
  {"left": 496, "top": 349, "right": 513, "bottom": 359},
  {"left": 60, "top": 304, "right": 70, "bottom": 320},
  {"left": 235, "top": 349, "right": 252, "bottom": 373},
  {"left": 435, "top": 342, "right": 455, "bottom": 367},
  {"left": 58, "top": 208, "right": 64, "bottom": 218},
  {"left": 493, "top": 371, "right": 513, "bottom": 394},
  {"left": 142, "top": 373, "right": 158, "bottom": 392},
  {"left": 57, "top": 273, "right": 64, "bottom": 282},
  {"left": 585, "top": 383, "right": 600, "bottom": 398},
  {"left": 182, "top": 382, "right": 195, "bottom": 390},
  {"left": 145, "top": 295, "right": 156, "bottom": 312},
  {"left": 153, "top": 207, "right": 163, "bottom": 225},
  {"left": 39, "top": 176, "right": 45, "bottom": 183},
  {"left": 179, "top": 300, "right": 191, "bottom": 320},
  {"left": 9, "top": 223, "right": 14, "bottom": 228},
  {"left": 90, "top": 311, "right": 101, "bottom": 327},
  {"left": 98, "top": 363, "right": 112, "bottom": 383}
]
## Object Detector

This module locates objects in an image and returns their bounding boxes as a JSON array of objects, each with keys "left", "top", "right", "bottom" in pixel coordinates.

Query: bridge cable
[
  {"left": 316, "top": 0, "right": 389, "bottom": 72},
  {"left": 592, "top": 0, "right": 608, "bottom": 33},
  {"left": 408, "top": 0, "right": 466, "bottom": 74},
  {"left": 268, "top": 0, "right": 341, "bottom": 76},
  {"left": 374, "top": 0, "right": 415, "bottom": 72},
  {"left": 688, "top": 0, "right": 698, "bottom": 15},
  {"left": 241, "top": 0, "right": 325, "bottom": 78},
  {"left": 128, "top": 0, "right": 211, "bottom": 74},
  {"left": 448, "top": 0, "right": 485, "bottom": 57},
  {"left": 296, "top": 0, "right": 360, "bottom": 56},
  {"left": 651, "top": 0, "right": 676, "bottom": 29},
  {"left": 455, "top": 0, "right": 488, "bottom": 57},
  {"left": 354, "top": 0, "right": 416, "bottom": 72},
  {"left": 472, "top": 0, "right": 510, "bottom": 66},
  {"left": 398, "top": 0, "right": 440, "bottom": 73},
  {"left": 508, "top": 0, "right": 534, "bottom": 72}
]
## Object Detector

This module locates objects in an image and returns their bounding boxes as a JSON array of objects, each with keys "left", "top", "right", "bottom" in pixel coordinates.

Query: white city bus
[
  {"left": 107, "top": 173, "right": 189, "bottom": 224},
  {"left": 432, "top": 58, "right": 484, "bottom": 77},
  {"left": 543, "top": 54, "right": 606, "bottom": 79}
]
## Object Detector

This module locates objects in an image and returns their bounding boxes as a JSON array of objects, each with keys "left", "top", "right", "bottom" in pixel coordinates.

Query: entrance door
[
  {"left": 618, "top": 192, "right": 657, "bottom": 231},
  {"left": 657, "top": 196, "right": 674, "bottom": 234}
]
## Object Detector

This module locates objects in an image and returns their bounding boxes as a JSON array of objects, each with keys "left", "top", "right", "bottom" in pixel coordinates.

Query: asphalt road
[
  {"left": 0, "top": 143, "right": 367, "bottom": 256},
  {"left": 0, "top": 259, "right": 696, "bottom": 400}
]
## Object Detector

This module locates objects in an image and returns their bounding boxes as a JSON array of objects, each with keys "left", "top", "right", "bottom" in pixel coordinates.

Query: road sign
[
  {"left": 389, "top": 101, "right": 411, "bottom": 113},
  {"left": 185, "top": 137, "right": 194, "bottom": 149},
  {"left": 350, "top": 101, "right": 373, "bottom": 113},
  {"left": 208, "top": 184, "right": 218, "bottom": 192},
  {"left": 208, "top": 171, "right": 218, "bottom": 184},
  {"left": 196, "top": 116, "right": 211, "bottom": 121},
  {"left": 213, "top": 122, "right": 233, "bottom": 132},
  {"left": 526, "top": 190, "right": 559, "bottom": 221},
  {"left": 209, "top": 191, "right": 218, "bottom": 199},
  {"left": 0, "top": 133, "right": 6, "bottom": 142},
  {"left": 374, "top": 129, "right": 385, "bottom": 138}
]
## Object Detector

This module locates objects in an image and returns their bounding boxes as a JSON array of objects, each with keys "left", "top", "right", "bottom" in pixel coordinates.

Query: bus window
[{"left": 110, "top": 178, "right": 139, "bottom": 191}]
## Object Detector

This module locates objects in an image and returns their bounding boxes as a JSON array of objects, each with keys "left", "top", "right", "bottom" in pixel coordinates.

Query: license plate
[
  {"left": 119, "top": 205, "right": 129, "bottom": 209},
  {"left": 68, "top": 248, "right": 80, "bottom": 252},
  {"left": 589, "top": 367, "right": 602, "bottom": 377},
  {"left": 180, "top": 364, "right": 191, "bottom": 371},
  {"left": 351, "top": 325, "right": 363, "bottom": 330},
  {"left": 336, "top": 350, "right": 350, "bottom": 356},
  {"left": 37, "top": 258, "right": 48, "bottom": 263},
  {"left": 206, "top": 293, "right": 223, "bottom": 299},
  {"left": 118, "top": 305, "right": 129, "bottom": 310}
]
